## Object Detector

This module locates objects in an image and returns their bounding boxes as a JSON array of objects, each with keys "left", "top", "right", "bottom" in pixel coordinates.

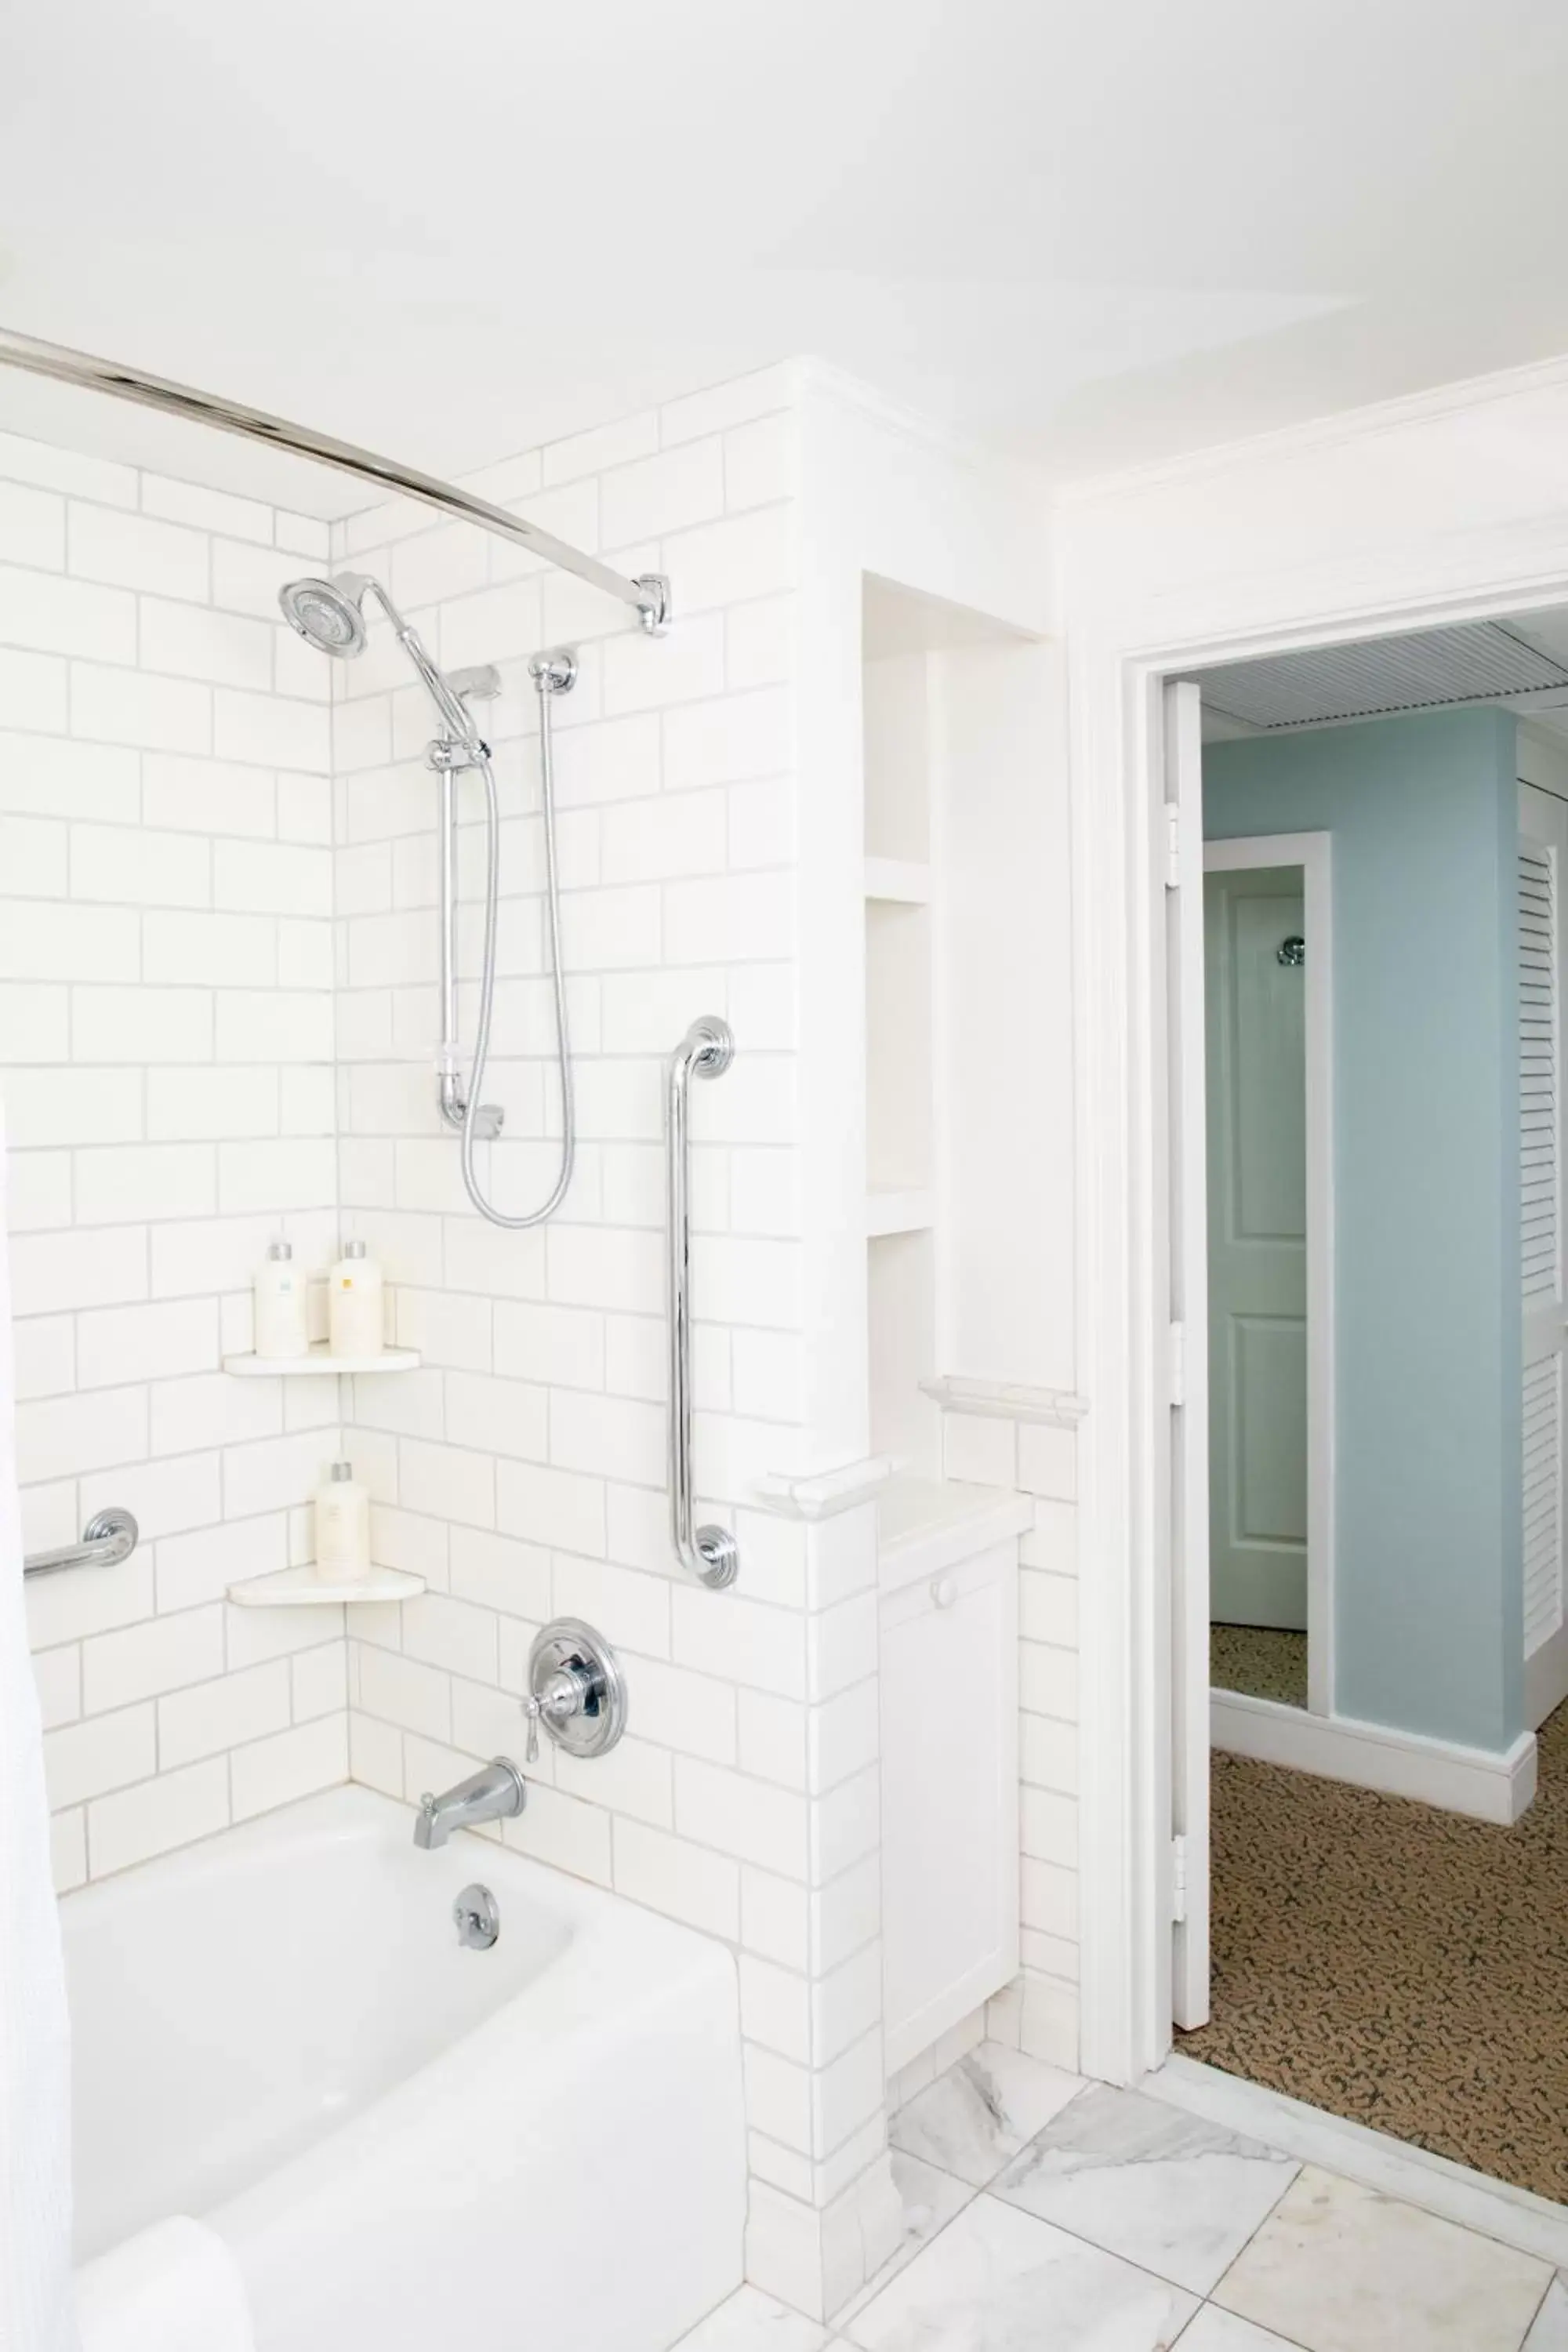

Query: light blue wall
[{"left": 1205, "top": 709, "right": 1523, "bottom": 1752}]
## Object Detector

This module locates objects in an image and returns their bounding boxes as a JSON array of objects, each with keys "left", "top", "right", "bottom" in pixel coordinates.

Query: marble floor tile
[
  {"left": 843, "top": 2191, "right": 1199, "bottom": 2352},
  {"left": 675, "top": 2284, "right": 827, "bottom": 2352},
  {"left": 1174, "top": 2310, "right": 1307, "bottom": 2351},
  {"left": 890, "top": 2039, "right": 1085, "bottom": 2187},
  {"left": 832, "top": 2151, "right": 975, "bottom": 2327},
  {"left": 1526, "top": 2277, "right": 1568, "bottom": 2350},
  {"left": 1213, "top": 2166, "right": 1552, "bottom": 2352},
  {"left": 993, "top": 2083, "right": 1298, "bottom": 2296}
]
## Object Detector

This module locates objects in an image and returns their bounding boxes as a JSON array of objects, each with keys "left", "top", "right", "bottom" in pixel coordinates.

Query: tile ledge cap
[
  {"left": 750, "top": 1456, "right": 895, "bottom": 1522},
  {"left": 921, "top": 1375, "right": 1087, "bottom": 1427}
]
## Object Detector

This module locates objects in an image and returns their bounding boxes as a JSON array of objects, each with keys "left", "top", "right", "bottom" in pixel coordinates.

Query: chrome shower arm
[{"left": 0, "top": 324, "right": 670, "bottom": 634}]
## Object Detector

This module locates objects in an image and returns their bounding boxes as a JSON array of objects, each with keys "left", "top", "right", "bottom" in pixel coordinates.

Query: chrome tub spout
[{"left": 412, "top": 1758, "right": 526, "bottom": 1850}]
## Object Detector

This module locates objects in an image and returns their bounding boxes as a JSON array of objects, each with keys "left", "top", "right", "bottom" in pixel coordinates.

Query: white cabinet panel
[{"left": 880, "top": 1538, "right": 1018, "bottom": 2075}]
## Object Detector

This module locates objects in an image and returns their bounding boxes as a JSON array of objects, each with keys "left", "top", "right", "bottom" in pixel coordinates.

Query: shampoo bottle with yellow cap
[{"left": 328, "top": 1239, "right": 383, "bottom": 1359}]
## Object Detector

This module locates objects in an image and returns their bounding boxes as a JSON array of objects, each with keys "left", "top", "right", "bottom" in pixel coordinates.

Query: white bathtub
[{"left": 64, "top": 1784, "right": 746, "bottom": 2352}]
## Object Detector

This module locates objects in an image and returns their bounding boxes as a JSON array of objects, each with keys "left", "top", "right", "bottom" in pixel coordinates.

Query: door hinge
[
  {"left": 1171, "top": 1832, "right": 1189, "bottom": 1925},
  {"left": 1169, "top": 1319, "right": 1186, "bottom": 1409},
  {"left": 1164, "top": 803, "right": 1182, "bottom": 890}
]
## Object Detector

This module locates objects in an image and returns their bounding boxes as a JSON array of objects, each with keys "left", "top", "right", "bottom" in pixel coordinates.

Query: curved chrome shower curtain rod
[{"left": 0, "top": 324, "right": 670, "bottom": 633}]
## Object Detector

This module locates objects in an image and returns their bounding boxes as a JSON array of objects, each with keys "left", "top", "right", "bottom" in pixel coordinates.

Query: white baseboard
[{"left": 1210, "top": 1690, "right": 1537, "bottom": 1824}]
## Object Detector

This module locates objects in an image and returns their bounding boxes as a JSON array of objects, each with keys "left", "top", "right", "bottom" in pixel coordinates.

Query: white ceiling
[{"left": 5, "top": 0, "right": 1568, "bottom": 513}]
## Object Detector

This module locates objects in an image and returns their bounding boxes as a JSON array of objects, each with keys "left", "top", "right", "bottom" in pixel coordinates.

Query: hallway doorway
[{"left": 1163, "top": 609, "right": 1568, "bottom": 2197}]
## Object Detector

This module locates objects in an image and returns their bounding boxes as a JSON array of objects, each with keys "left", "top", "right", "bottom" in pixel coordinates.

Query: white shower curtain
[{"left": 0, "top": 1107, "right": 78, "bottom": 2350}]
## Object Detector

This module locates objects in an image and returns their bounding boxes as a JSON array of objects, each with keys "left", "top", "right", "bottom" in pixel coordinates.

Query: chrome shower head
[
  {"left": 278, "top": 574, "right": 371, "bottom": 657},
  {"left": 279, "top": 567, "right": 484, "bottom": 750}
]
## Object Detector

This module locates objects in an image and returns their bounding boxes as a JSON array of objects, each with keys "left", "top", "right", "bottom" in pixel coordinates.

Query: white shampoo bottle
[
  {"left": 314, "top": 1461, "right": 370, "bottom": 1583},
  {"left": 254, "top": 1239, "right": 309, "bottom": 1359},
  {"left": 328, "top": 1239, "right": 384, "bottom": 1359}
]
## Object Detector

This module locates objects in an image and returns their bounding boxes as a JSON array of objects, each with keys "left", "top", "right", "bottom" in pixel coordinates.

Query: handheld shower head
[
  {"left": 278, "top": 574, "right": 371, "bottom": 657},
  {"left": 278, "top": 567, "right": 481, "bottom": 748}
]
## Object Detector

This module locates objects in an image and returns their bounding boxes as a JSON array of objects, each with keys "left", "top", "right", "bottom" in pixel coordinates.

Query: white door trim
[
  {"left": 1202, "top": 833, "right": 1335, "bottom": 1714},
  {"left": 1167, "top": 680, "right": 1210, "bottom": 2033},
  {"left": 1070, "top": 560, "right": 1568, "bottom": 2089}
]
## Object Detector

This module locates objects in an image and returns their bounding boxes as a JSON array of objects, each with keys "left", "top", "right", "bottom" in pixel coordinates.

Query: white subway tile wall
[
  {"left": 330, "top": 379, "right": 898, "bottom": 2299},
  {"left": 943, "top": 1406, "right": 1082, "bottom": 2072},
  {"left": 0, "top": 373, "right": 1069, "bottom": 2318},
  {"left": 0, "top": 439, "right": 347, "bottom": 1885},
  {"left": 328, "top": 376, "right": 901, "bottom": 2296}
]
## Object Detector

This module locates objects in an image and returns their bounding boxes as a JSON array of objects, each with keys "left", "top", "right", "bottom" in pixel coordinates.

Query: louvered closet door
[{"left": 1520, "top": 782, "right": 1568, "bottom": 1728}]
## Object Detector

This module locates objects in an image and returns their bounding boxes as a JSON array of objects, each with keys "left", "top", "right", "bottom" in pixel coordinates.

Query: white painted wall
[{"left": 0, "top": 431, "right": 349, "bottom": 1889}]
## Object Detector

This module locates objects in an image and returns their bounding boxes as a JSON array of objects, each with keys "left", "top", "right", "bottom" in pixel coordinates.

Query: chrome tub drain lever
[{"left": 453, "top": 1883, "right": 499, "bottom": 1950}]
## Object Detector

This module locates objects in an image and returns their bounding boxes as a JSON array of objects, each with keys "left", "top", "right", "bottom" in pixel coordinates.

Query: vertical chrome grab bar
[{"left": 666, "top": 1018, "right": 739, "bottom": 1589}]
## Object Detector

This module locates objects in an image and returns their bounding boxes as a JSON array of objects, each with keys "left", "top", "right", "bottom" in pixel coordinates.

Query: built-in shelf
[
  {"left": 877, "top": 1474, "right": 1034, "bottom": 1593},
  {"left": 866, "top": 1189, "right": 935, "bottom": 1239},
  {"left": 227, "top": 1563, "right": 426, "bottom": 1609},
  {"left": 223, "top": 1345, "right": 421, "bottom": 1378},
  {"left": 864, "top": 856, "right": 931, "bottom": 905},
  {"left": 865, "top": 593, "right": 942, "bottom": 1477}
]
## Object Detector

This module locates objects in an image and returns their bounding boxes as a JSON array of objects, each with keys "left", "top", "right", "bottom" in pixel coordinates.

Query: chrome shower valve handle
[
  {"left": 522, "top": 1671, "right": 583, "bottom": 1763},
  {"left": 523, "top": 1620, "right": 627, "bottom": 1762}
]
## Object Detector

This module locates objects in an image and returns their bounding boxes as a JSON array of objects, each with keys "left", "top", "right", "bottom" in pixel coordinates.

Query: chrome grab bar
[
  {"left": 24, "top": 1508, "right": 139, "bottom": 1580},
  {"left": 666, "top": 1018, "right": 739, "bottom": 1589}
]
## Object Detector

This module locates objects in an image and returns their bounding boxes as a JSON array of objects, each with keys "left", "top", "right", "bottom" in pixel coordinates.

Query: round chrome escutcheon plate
[
  {"left": 527, "top": 1617, "right": 628, "bottom": 1759},
  {"left": 453, "top": 1882, "right": 499, "bottom": 1949}
]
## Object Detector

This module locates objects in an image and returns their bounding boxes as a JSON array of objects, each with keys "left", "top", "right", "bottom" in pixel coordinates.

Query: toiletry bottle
[
  {"left": 328, "top": 1238, "right": 384, "bottom": 1359},
  {"left": 314, "top": 1461, "right": 370, "bottom": 1582},
  {"left": 254, "top": 1239, "right": 309, "bottom": 1359}
]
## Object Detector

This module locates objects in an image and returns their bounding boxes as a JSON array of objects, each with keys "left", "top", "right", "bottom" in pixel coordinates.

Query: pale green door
[{"left": 1205, "top": 864, "right": 1309, "bottom": 1629}]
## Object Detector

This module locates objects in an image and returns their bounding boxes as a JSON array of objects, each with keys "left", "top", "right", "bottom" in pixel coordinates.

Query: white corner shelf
[
  {"left": 223, "top": 1345, "right": 421, "bottom": 1379},
  {"left": 864, "top": 856, "right": 931, "bottom": 905},
  {"left": 866, "top": 1189, "right": 935, "bottom": 1239},
  {"left": 227, "top": 1563, "right": 426, "bottom": 1610}
]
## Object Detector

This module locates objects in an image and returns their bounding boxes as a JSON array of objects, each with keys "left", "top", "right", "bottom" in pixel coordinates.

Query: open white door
[
  {"left": 1520, "top": 782, "right": 1568, "bottom": 1727},
  {"left": 1166, "top": 680, "right": 1210, "bottom": 2030}
]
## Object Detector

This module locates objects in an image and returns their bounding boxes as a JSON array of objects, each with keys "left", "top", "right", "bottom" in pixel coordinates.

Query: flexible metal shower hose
[{"left": 456, "top": 683, "right": 575, "bottom": 1229}]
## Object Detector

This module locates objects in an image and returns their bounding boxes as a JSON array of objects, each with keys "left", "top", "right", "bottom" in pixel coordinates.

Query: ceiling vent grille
[{"left": 1196, "top": 622, "right": 1568, "bottom": 731}]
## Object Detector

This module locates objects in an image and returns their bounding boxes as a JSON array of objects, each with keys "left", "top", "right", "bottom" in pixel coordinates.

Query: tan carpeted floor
[
  {"left": 1180, "top": 1701, "right": 1568, "bottom": 2201},
  {"left": 1210, "top": 1624, "right": 1308, "bottom": 1709}
]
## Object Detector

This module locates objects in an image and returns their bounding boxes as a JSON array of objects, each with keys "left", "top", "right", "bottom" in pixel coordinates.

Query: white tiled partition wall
[
  {"left": 941, "top": 1399, "right": 1082, "bottom": 2071},
  {"left": 326, "top": 367, "right": 907, "bottom": 2316},
  {"left": 1, "top": 430, "right": 350, "bottom": 1889},
  {"left": 790, "top": 372, "right": 1078, "bottom": 2089}
]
